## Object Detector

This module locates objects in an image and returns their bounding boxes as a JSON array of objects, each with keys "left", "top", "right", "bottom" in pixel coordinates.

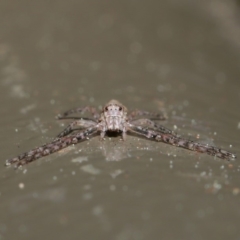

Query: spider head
[{"left": 103, "top": 99, "right": 127, "bottom": 131}]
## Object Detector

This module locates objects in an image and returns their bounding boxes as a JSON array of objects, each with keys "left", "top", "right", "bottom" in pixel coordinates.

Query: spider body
[
  {"left": 99, "top": 100, "right": 127, "bottom": 138},
  {"left": 5, "top": 99, "right": 236, "bottom": 167}
]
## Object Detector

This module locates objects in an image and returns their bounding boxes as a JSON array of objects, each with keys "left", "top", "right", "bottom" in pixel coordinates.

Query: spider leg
[
  {"left": 128, "top": 109, "right": 167, "bottom": 121},
  {"left": 5, "top": 126, "right": 99, "bottom": 167},
  {"left": 56, "top": 117, "right": 96, "bottom": 121},
  {"left": 57, "top": 106, "right": 99, "bottom": 120},
  {"left": 128, "top": 125, "right": 236, "bottom": 160},
  {"left": 130, "top": 118, "right": 177, "bottom": 136},
  {"left": 56, "top": 119, "right": 96, "bottom": 138}
]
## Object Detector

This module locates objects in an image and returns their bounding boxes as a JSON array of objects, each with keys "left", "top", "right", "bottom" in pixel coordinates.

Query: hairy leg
[
  {"left": 5, "top": 126, "right": 98, "bottom": 167},
  {"left": 128, "top": 125, "right": 236, "bottom": 160},
  {"left": 57, "top": 106, "right": 99, "bottom": 120},
  {"left": 130, "top": 118, "right": 176, "bottom": 135},
  {"left": 56, "top": 119, "right": 96, "bottom": 138},
  {"left": 128, "top": 109, "right": 167, "bottom": 121}
]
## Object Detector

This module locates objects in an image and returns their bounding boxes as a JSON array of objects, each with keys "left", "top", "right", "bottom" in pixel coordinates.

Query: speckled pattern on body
[{"left": 5, "top": 100, "right": 237, "bottom": 167}]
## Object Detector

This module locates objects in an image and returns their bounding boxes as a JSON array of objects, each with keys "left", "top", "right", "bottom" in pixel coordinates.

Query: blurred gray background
[{"left": 0, "top": 0, "right": 240, "bottom": 240}]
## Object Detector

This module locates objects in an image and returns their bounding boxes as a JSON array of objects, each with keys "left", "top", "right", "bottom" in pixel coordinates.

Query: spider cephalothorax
[{"left": 99, "top": 100, "right": 128, "bottom": 138}]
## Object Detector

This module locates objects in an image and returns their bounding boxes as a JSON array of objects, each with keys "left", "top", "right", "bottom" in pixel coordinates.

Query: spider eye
[{"left": 119, "top": 107, "right": 122, "bottom": 111}]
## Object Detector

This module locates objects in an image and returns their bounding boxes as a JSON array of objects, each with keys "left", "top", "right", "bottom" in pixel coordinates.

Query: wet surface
[{"left": 0, "top": 0, "right": 240, "bottom": 239}]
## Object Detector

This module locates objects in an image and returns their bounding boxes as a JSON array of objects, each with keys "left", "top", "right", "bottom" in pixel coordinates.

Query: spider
[{"left": 5, "top": 99, "right": 236, "bottom": 167}]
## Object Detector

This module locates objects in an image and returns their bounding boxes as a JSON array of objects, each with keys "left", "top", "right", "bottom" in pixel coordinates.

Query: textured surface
[{"left": 0, "top": 0, "right": 240, "bottom": 239}]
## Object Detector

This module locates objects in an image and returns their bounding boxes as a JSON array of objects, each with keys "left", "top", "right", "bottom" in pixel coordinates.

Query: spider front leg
[
  {"left": 57, "top": 106, "right": 99, "bottom": 120},
  {"left": 56, "top": 119, "right": 97, "bottom": 138},
  {"left": 130, "top": 118, "right": 177, "bottom": 136},
  {"left": 5, "top": 126, "right": 98, "bottom": 167},
  {"left": 128, "top": 109, "right": 167, "bottom": 121},
  {"left": 128, "top": 125, "right": 236, "bottom": 160}
]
